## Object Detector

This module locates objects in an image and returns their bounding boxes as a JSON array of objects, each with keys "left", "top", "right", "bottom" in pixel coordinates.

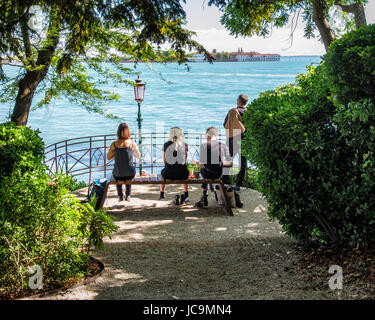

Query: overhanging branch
[{"left": 334, "top": 1, "right": 367, "bottom": 28}]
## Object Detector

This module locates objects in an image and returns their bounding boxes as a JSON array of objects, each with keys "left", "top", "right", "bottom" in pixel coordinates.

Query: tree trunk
[
  {"left": 11, "top": 71, "right": 44, "bottom": 126},
  {"left": 312, "top": 0, "right": 336, "bottom": 52},
  {"left": 353, "top": 4, "right": 367, "bottom": 28},
  {"left": 10, "top": 12, "right": 60, "bottom": 126},
  {"left": 335, "top": 2, "right": 367, "bottom": 29}
]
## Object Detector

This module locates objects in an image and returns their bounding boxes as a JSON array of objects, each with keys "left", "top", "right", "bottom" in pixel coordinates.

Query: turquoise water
[{"left": 1, "top": 56, "right": 320, "bottom": 146}]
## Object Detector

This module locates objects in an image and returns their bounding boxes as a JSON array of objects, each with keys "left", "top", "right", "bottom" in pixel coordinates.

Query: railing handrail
[{"left": 43, "top": 132, "right": 230, "bottom": 184}]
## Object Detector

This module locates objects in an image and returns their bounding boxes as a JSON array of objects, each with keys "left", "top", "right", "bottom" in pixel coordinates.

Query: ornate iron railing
[{"left": 43, "top": 132, "right": 229, "bottom": 184}]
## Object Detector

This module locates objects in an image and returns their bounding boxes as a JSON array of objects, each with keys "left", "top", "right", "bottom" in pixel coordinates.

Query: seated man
[{"left": 195, "top": 127, "right": 232, "bottom": 208}]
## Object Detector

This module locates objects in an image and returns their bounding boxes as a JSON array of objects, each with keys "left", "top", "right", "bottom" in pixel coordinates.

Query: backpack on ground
[
  {"left": 214, "top": 184, "right": 237, "bottom": 208},
  {"left": 87, "top": 178, "right": 108, "bottom": 210}
]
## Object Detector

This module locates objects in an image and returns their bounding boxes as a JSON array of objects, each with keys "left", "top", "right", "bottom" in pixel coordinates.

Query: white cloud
[{"left": 183, "top": 0, "right": 375, "bottom": 56}]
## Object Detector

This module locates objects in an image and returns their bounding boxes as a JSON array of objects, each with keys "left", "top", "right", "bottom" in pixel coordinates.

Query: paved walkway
[{"left": 26, "top": 184, "right": 343, "bottom": 300}]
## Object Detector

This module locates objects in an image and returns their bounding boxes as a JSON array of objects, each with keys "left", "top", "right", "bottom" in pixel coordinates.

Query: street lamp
[{"left": 133, "top": 75, "right": 145, "bottom": 175}]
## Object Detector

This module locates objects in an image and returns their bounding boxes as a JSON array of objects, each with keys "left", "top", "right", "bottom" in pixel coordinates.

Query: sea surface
[{"left": 1, "top": 56, "right": 321, "bottom": 146}]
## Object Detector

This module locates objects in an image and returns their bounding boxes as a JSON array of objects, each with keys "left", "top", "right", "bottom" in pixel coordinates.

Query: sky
[{"left": 182, "top": 0, "right": 375, "bottom": 56}]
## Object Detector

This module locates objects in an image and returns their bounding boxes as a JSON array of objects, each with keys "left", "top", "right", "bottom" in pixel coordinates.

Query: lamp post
[{"left": 133, "top": 76, "right": 146, "bottom": 175}]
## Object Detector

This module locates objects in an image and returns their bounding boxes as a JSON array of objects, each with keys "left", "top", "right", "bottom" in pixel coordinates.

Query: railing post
[
  {"left": 151, "top": 132, "right": 153, "bottom": 174},
  {"left": 54, "top": 144, "right": 58, "bottom": 175},
  {"left": 89, "top": 137, "right": 92, "bottom": 185},
  {"left": 104, "top": 135, "right": 107, "bottom": 179},
  {"left": 65, "top": 140, "right": 69, "bottom": 175}
]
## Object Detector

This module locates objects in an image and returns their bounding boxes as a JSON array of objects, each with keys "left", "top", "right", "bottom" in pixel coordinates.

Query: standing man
[{"left": 224, "top": 94, "right": 248, "bottom": 191}]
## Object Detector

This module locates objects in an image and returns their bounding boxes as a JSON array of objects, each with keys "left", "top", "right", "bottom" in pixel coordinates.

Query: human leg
[
  {"left": 179, "top": 184, "right": 189, "bottom": 204},
  {"left": 116, "top": 184, "right": 124, "bottom": 201},
  {"left": 195, "top": 168, "right": 213, "bottom": 207},
  {"left": 235, "top": 154, "right": 248, "bottom": 189},
  {"left": 159, "top": 184, "right": 166, "bottom": 200},
  {"left": 159, "top": 169, "right": 167, "bottom": 199}
]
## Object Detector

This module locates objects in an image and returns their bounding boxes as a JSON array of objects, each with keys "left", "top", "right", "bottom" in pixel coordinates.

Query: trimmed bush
[
  {"left": 242, "top": 63, "right": 375, "bottom": 247},
  {"left": 324, "top": 24, "right": 375, "bottom": 105},
  {"left": 242, "top": 26, "right": 375, "bottom": 247}
]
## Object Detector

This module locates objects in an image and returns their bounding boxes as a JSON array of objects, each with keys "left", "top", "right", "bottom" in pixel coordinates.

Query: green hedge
[
  {"left": 0, "top": 123, "right": 118, "bottom": 298},
  {"left": 324, "top": 24, "right": 375, "bottom": 105},
  {"left": 242, "top": 25, "right": 375, "bottom": 247},
  {"left": 242, "top": 60, "right": 375, "bottom": 247}
]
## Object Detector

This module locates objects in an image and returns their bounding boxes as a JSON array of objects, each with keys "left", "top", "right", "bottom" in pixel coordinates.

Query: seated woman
[
  {"left": 159, "top": 127, "right": 190, "bottom": 204},
  {"left": 107, "top": 123, "right": 140, "bottom": 201}
]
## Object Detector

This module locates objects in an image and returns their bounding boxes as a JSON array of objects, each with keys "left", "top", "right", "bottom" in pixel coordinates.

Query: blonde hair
[
  {"left": 169, "top": 127, "right": 185, "bottom": 151},
  {"left": 206, "top": 126, "right": 218, "bottom": 139}
]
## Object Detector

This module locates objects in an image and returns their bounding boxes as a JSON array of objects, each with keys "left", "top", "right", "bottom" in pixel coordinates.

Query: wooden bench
[{"left": 99, "top": 177, "right": 234, "bottom": 216}]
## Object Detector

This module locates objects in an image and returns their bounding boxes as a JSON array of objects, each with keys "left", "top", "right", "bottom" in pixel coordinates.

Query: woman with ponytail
[{"left": 159, "top": 127, "right": 189, "bottom": 204}]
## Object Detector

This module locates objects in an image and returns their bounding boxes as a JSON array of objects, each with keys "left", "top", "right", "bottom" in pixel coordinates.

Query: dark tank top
[{"left": 113, "top": 146, "right": 136, "bottom": 178}]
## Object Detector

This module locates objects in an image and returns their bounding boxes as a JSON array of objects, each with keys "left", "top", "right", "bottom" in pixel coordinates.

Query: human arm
[
  {"left": 163, "top": 151, "right": 167, "bottom": 165},
  {"left": 198, "top": 143, "right": 207, "bottom": 168},
  {"left": 221, "top": 143, "right": 233, "bottom": 167},
  {"left": 130, "top": 142, "right": 141, "bottom": 159},
  {"left": 107, "top": 142, "right": 115, "bottom": 160}
]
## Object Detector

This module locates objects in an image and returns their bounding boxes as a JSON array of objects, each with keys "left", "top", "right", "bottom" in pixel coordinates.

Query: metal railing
[{"left": 43, "top": 132, "right": 229, "bottom": 184}]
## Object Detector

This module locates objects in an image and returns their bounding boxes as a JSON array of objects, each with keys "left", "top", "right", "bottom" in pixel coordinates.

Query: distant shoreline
[{"left": 119, "top": 55, "right": 321, "bottom": 63}]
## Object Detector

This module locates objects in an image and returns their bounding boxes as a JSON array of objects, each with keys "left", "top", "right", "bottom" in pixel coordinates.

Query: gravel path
[{"left": 26, "top": 184, "right": 361, "bottom": 300}]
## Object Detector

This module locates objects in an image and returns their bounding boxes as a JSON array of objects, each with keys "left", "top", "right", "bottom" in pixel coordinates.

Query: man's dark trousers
[{"left": 228, "top": 135, "right": 247, "bottom": 188}]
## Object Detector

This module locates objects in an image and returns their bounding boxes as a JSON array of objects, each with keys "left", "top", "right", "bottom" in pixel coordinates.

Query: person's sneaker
[
  {"left": 125, "top": 195, "right": 131, "bottom": 202},
  {"left": 194, "top": 195, "right": 208, "bottom": 208},
  {"left": 180, "top": 194, "right": 190, "bottom": 204},
  {"left": 174, "top": 195, "right": 180, "bottom": 205},
  {"left": 118, "top": 195, "right": 124, "bottom": 202},
  {"left": 234, "top": 191, "right": 243, "bottom": 208},
  {"left": 180, "top": 194, "right": 185, "bottom": 205}
]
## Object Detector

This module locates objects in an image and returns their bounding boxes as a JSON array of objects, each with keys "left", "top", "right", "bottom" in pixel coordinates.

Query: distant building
[
  {"left": 188, "top": 53, "right": 206, "bottom": 62},
  {"left": 236, "top": 53, "right": 280, "bottom": 62},
  {"left": 189, "top": 50, "right": 280, "bottom": 62},
  {"left": 236, "top": 53, "right": 250, "bottom": 62}
]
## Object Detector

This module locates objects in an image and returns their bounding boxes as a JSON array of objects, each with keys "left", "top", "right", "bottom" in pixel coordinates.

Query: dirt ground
[{"left": 26, "top": 184, "right": 375, "bottom": 300}]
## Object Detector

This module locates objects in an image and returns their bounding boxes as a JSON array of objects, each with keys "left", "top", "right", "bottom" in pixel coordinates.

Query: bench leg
[
  {"left": 99, "top": 183, "right": 110, "bottom": 209},
  {"left": 218, "top": 181, "right": 234, "bottom": 216}
]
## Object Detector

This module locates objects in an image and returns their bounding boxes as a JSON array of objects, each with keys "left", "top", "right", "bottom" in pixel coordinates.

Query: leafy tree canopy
[
  {"left": 0, "top": 0, "right": 212, "bottom": 126},
  {"left": 208, "top": 0, "right": 367, "bottom": 51}
]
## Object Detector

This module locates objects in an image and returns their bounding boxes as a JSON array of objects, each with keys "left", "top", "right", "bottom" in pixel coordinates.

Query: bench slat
[
  {"left": 99, "top": 178, "right": 234, "bottom": 216},
  {"left": 109, "top": 178, "right": 222, "bottom": 185}
]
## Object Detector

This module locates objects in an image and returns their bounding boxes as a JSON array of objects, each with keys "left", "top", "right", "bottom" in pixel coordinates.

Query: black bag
[{"left": 87, "top": 178, "right": 108, "bottom": 210}]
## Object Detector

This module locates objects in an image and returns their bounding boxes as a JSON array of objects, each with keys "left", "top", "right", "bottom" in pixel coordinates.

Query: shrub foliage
[
  {"left": 0, "top": 123, "right": 118, "bottom": 298},
  {"left": 243, "top": 25, "right": 375, "bottom": 247}
]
